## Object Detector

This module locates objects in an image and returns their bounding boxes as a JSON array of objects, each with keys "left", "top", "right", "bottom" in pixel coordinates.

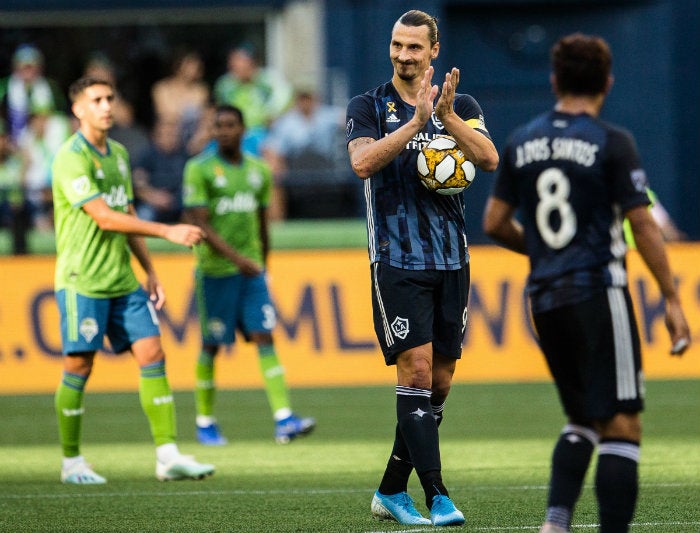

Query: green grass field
[
  {"left": 0, "top": 219, "right": 367, "bottom": 255},
  {"left": 1, "top": 380, "right": 698, "bottom": 533}
]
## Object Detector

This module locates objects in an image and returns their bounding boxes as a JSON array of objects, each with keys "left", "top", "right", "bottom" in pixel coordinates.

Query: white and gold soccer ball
[{"left": 416, "top": 136, "right": 476, "bottom": 195}]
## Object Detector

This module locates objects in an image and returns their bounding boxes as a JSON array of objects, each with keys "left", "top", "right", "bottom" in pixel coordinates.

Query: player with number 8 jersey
[
  {"left": 492, "top": 116, "right": 648, "bottom": 313},
  {"left": 483, "top": 33, "right": 690, "bottom": 533}
]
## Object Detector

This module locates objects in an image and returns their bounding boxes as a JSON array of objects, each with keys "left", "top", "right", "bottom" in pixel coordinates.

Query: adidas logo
[{"left": 386, "top": 113, "right": 400, "bottom": 123}]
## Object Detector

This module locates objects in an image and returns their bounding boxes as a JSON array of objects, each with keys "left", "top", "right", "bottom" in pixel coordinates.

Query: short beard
[{"left": 395, "top": 62, "right": 417, "bottom": 82}]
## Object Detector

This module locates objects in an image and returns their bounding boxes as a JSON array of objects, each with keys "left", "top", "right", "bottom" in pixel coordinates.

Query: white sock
[
  {"left": 196, "top": 415, "right": 216, "bottom": 427},
  {"left": 156, "top": 443, "right": 180, "bottom": 464},
  {"left": 62, "top": 455, "right": 85, "bottom": 470},
  {"left": 273, "top": 407, "right": 292, "bottom": 422}
]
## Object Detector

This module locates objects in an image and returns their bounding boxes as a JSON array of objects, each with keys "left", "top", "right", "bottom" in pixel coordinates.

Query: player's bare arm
[
  {"left": 435, "top": 68, "right": 499, "bottom": 172},
  {"left": 127, "top": 232, "right": 166, "bottom": 310},
  {"left": 184, "top": 206, "right": 263, "bottom": 276},
  {"left": 349, "top": 67, "right": 438, "bottom": 179},
  {"left": 626, "top": 205, "right": 691, "bottom": 355},
  {"left": 483, "top": 196, "right": 526, "bottom": 254},
  {"left": 82, "top": 196, "right": 204, "bottom": 247}
]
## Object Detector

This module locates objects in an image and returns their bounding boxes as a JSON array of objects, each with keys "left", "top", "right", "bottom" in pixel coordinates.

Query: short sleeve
[
  {"left": 346, "top": 94, "right": 380, "bottom": 143},
  {"left": 182, "top": 159, "right": 208, "bottom": 208},
  {"left": 605, "top": 128, "right": 651, "bottom": 213},
  {"left": 51, "top": 149, "right": 101, "bottom": 208}
]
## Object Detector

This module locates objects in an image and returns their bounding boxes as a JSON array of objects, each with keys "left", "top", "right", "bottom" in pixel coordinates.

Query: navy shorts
[
  {"left": 56, "top": 286, "right": 160, "bottom": 354},
  {"left": 196, "top": 271, "right": 276, "bottom": 345},
  {"left": 371, "top": 262, "right": 470, "bottom": 365},
  {"left": 532, "top": 286, "right": 644, "bottom": 423}
]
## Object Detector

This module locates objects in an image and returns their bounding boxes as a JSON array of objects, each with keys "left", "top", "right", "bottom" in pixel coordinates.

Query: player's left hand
[
  {"left": 165, "top": 223, "right": 206, "bottom": 247},
  {"left": 435, "top": 67, "right": 459, "bottom": 122},
  {"left": 146, "top": 276, "right": 166, "bottom": 310}
]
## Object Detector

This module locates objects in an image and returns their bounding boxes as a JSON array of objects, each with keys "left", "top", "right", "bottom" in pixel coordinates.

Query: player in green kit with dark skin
[
  {"left": 52, "top": 76, "right": 214, "bottom": 483},
  {"left": 183, "top": 105, "right": 315, "bottom": 445}
]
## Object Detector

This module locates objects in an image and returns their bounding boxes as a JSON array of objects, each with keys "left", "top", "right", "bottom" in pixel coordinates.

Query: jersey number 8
[{"left": 536, "top": 168, "right": 577, "bottom": 249}]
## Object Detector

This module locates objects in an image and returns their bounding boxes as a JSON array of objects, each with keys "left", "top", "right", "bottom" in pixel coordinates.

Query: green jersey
[
  {"left": 52, "top": 132, "right": 139, "bottom": 297},
  {"left": 183, "top": 150, "right": 271, "bottom": 276}
]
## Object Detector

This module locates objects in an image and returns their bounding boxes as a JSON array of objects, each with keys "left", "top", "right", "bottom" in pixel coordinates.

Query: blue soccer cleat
[
  {"left": 371, "top": 490, "right": 431, "bottom": 525},
  {"left": 429, "top": 494, "right": 465, "bottom": 526},
  {"left": 196, "top": 423, "right": 228, "bottom": 446},
  {"left": 274, "top": 414, "right": 316, "bottom": 444}
]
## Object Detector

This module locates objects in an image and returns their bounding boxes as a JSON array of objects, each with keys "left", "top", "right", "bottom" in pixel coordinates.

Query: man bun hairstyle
[{"left": 397, "top": 10, "right": 440, "bottom": 46}]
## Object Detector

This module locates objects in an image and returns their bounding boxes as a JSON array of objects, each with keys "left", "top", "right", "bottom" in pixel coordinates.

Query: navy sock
[
  {"left": 545, "top": 424, "right": 598, "bottom": 529},
  {"left": 595, "top": 440, "right": 639, "bottom": 533},
  {"left": 378, "top": 398, "right": 447, "bottom": 496},
  {"left": 377, "top": 424, "right": 413, "bottom": 495},
  {"left": 395, "top": 386, "right": 446, "bottom": 508}
]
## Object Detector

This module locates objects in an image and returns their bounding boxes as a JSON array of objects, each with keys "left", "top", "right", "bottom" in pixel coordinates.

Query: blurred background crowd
[
  {"left": 0, "top": 30, "right": 359, "bottom": 255},
  {"left": 1, "top": 0, "right": 697, "bottom": 255}
]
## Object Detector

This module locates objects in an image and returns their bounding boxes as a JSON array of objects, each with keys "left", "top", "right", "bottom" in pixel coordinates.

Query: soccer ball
[{"left": 416, "top": 136, "right": 476, "bottom": 195}]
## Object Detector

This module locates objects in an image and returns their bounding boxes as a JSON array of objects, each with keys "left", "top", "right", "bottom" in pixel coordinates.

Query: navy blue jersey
[
  {"left": 492, "top": 110, "right": 650, "bottom": 312},
  {"left": 346, "top": 81, "right": 490, "bottom": 271}
]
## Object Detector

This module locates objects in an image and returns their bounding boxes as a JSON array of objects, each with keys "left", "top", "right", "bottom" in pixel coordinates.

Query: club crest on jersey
[
  {"left": 79, "top": 317, "right": 99, "bottom": 343},
  {"left": 391, "top": 316, "right": 410, "bottom": 339},
  {"left": 430, "top": 112, "right": 444, "bottom": 130}
]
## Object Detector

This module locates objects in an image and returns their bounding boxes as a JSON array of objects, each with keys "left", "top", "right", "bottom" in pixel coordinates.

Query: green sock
[
  {"left": 55, "top": 372, "right": 87, "bottom": 457},
  {"left": 195, "top": 351, "right": 215, "bottom": 417},
  {"left": 139, "top": 361, "right": 176, "bottom": 446},
  {"left": 258, "top": 344, "right": 291, "bottom": 417}
]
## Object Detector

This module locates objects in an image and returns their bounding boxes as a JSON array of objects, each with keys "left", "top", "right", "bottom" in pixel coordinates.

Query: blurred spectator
[
  {"left": 110, "top": 97, "right": 150, "bottom": 163},
  {"left": 152, "top": 49, "right": 210, "bottom": 149},
  {"left": 213, "top": 43, "right": 292, "bottom": 156},
  {"left": 132, "top": 118, "right": 188, "bottom": 223},
  {"left": 0, "top": 44, "right": 66, "bottom": 142},
  {"left": 262, "top": 88, "right": 347, "bottom": 220},
  {"left": 185, "top": 101, "right": 217, "bottom": 156},
  {"left": 17, "top": 104, "right": 71, "bottom": 231},
  {"left": 83, "top": 53, "right": 150, "bottom": 159},
  {"left": 0, "top": 123, "right": 29, "bottom": 254}
]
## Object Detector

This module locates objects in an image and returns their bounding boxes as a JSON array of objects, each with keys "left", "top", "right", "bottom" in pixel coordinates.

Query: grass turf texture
[{"left": 1, "top": 381, "right": 698, "bottom": 533}]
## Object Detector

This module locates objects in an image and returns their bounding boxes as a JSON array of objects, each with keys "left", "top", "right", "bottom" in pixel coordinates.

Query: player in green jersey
[
  {"left": 183, "top": 104, "right": 315, "bottom": 445},
  {"left": 51, "top": 76, "right": 214, "bottom": 484}
]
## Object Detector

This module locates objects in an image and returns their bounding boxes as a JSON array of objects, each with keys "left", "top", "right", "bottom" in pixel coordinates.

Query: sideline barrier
[{"left": 0, "top": 244, "right": 698, "bottom": 393}]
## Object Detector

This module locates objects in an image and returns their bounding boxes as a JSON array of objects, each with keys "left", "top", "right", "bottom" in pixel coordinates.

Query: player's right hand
[
  {"left": 165, "top": 223, "right": 206, "bottom": 247},
  {"left": 414, "top": 66, "right": 438, "bottom": 126},
  {"left": 665, "top": 299, "right": 690, "bottom": 356},
  {"left": 236, "top": 256, "right": 264, "bottom": 277}
]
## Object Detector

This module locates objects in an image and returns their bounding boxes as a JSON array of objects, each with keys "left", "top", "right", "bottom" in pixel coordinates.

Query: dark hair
[
  {"left": 397, "top": 10, "right": 439, "bottom": 46},
  {"left": 215, "top": 104, "right": 245, "bottom": 126},
  {"left": 68, "top": 76, "right": 114, "bottom": 102},
  {"left": 551, "top": 33, "right": 612, "bottom": 96}
]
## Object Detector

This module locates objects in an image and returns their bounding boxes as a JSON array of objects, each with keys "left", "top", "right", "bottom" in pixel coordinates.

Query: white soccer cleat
[
  {"left": 61, "top": 459, "right": 107, "bottom": 484},
  {"left": 156, "top": 455, "right": 215, "bottom": 481}
]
